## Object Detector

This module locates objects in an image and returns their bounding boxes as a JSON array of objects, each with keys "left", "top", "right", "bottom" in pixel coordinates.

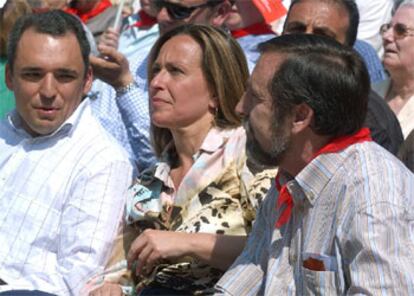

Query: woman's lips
[{"left": 151, "top": 97, "right": 170, "bottom": 106}]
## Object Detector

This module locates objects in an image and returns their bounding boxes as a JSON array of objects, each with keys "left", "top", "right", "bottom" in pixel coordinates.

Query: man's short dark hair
[
  {"left": 259, "top": 34, "right": 370, "bottom": 137},
  {"left": 288, "top": 0, "right": 359, "bottom": 46},
  {"left": 7, "top": 10, "right": 90, "bottom": 74}
]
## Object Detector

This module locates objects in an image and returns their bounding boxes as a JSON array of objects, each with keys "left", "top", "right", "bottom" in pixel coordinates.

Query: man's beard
[{"left": 243, "top": 119, "right": 291, "bottom": 169}]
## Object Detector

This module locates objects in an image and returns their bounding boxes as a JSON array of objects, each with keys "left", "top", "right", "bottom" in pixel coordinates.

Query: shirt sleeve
[
  {"left": 343, "top": 175, "right": 414, "bottom": 294},
  {"left": 116, "top": 82, "right": 156, "bottom": 172},
  {"left": 57, "top": 157, "right": 133, "bottom": 295}
]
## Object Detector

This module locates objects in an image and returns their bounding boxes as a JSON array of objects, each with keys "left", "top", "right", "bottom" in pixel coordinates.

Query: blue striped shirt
[{"left": 216, "top": 141, "right": 414, "bottom": 295}]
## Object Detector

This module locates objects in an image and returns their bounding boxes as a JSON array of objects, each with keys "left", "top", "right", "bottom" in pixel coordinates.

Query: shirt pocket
[{"left": 303, "top": 267, "right": 339, "bottom": 296}]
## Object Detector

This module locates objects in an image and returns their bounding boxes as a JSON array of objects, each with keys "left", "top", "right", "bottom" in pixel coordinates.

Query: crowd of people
[{"left": 0, "top": 0, "right": 413, "bottom": 295}]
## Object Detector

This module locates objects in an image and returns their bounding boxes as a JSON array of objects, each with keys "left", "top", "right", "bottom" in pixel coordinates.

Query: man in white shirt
[{"left": 0, "top": 10, "right": 133, "bottom": 295}]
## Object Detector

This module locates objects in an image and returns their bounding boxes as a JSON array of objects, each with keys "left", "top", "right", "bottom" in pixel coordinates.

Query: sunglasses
[
  {"left": 380, "top": 22, "right": 414, "bottom": 39},
  {"left": 154, "top": 0, "right": 220, "bottom": 20}
]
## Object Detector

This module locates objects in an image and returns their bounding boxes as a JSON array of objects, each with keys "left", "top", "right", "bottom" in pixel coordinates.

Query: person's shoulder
[
  {"left": 74, "top": 102, "right": 131, "bottom": 163},
  {"left": 0, "top": 118, "right": 9, "bottom": 140},
  {"left": 340, "top": 142, "right": 414, "bottom": 201},
  {"left": 0, "top": 115, "right": 18, "bottom": 144},
  {"left": 342, "top": 141, "right": 407, "bottom": 173}
]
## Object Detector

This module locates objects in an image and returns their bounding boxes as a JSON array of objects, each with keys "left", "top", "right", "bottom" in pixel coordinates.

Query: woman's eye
[
  {"left": 168, "top": 65, "right": 183, "bottom": 75},
  {"left": 152, "top": 65, "right": 161, "bottom": 75}
]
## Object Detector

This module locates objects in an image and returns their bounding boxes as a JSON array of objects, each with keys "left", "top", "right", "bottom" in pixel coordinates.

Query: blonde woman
[{"left": 88, "top": 24, "right": 276, "bottom": 296}]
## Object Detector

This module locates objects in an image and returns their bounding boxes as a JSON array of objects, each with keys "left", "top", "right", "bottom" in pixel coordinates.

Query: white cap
[{"left": 0, "top": 0, "right": 7, "bottom": 9}]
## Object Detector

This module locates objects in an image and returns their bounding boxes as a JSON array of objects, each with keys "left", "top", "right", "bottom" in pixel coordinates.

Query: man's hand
[
  {"left": 89, "top": 282, "right": 123, "bottom": 296},
  {"left": 99, "top": 28, "right": 120, "bottom": 49},
  {"left": 89, "top": 45, "right": 134, "bottom": 89},
  {"left": 127, "top": 230, "right": 190, "bottom": 276}
]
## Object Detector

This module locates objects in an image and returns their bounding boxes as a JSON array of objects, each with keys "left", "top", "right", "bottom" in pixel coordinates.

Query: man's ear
[
  {"left": 5, "top": 64, "right": 14, "bottom": 91},
  {"left": 291, "top": 103, "right": 314, "bottom": 134},
  {"left": 210, "top": 0, "right": 232, "bottom": 27},
  {"left": 82, "top": 65, "right": 93, "bottom": 95}
]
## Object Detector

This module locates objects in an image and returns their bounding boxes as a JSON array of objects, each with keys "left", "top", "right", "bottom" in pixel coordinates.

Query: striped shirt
[
  {"left": 216, "top": 141, "right": 414, "bottom": 295},
  {"left": 0, "top": 99, "right": 134, "bottom": 295}
]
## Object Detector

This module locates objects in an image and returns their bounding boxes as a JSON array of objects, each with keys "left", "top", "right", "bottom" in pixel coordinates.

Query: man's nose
[
  {"left": 39, "top": 74, "right": 57, "bottom": 99},
  {"left": 235, "top": 93, "right": 247, "bottom": 117},
  {"left": 157, "top": 7, "right": 172, "bottom": 23}
]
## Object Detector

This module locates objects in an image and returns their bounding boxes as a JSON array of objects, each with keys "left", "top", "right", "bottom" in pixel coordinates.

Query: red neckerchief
[
  {"left": 65, "top": 0, "right": 112, "bottom": 23},
  {"left": 275, "top": 128, "right": 372, "bottom": 228},
  {"left": 129, "top": 10, "right": 157, "bottom": 29},
  {"left": 230, "top": 22, "right": 275, "bottom": 39}
]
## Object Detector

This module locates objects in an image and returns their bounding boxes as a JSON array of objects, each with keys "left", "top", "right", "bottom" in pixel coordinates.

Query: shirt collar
[
  {"left": 293, "top": 128, "right": 372, "bottom": 205},
  {"left": 198, "top": 127, "right": 229, "bottom": 153},
  {"left": 159, "top": 127, "right": 231, "bottom": 162},
  {"left": 154, "top": 127, "right": 235, "bottom": 186},
  {"left": 8, "top": 98, "right": 90, "bottom": 140}
]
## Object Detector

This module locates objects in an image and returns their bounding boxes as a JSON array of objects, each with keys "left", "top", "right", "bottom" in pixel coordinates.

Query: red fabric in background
[{"left": 65, "top": 0, "right": 112, "bottom": 23}]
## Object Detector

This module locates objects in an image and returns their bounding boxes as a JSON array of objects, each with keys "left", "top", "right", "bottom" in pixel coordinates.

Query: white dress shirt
[{"left": 0, "top": 99, "right": 134, "bottom": 295}]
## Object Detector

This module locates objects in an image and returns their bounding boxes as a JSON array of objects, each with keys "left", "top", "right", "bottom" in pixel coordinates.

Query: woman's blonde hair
[
  {"left": 0, "top": 0, "right": 32, "bottom": 57},
  {"left": 148, "top": 24, "right": 249, "bottom": 158}
]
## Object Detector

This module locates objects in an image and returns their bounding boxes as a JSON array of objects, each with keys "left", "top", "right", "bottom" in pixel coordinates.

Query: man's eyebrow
[
  {"left": 20, "top": 67, "right": 43, "bottom": 72},
  {"left": 20, "top": 67, "right": 79, "bottom": 75},
  {"left": 285, "top": 21, "right": 306, "bottom": 28},
  {"left": 55, "top": 68, "right": 79, "bottom": 75},
  {"left": 312, "top": 26, "right": 337, "bottom": 38}
]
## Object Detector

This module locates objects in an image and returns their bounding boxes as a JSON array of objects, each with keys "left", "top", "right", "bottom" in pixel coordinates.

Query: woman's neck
[
  {"left": 388, "top": 69, "right": 414, "bottom": 101},
  {"left": 172, "top": 123, "right": 212, "bottom": 163},
  {"left": 169, "top": 118, "right": 213, "bottom": 189}
]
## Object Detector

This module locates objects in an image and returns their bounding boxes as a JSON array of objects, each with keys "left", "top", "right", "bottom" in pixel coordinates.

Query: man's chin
[{"left": 246, "top": 138, "right": 280, "bottom": 169}]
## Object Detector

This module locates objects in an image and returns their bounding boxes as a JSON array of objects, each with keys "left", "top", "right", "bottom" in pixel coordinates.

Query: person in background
[
  {"left": 0, "top": 0, "right": 32, "bottom": 119},
  {"left": 98, "top": 0, "right": 159, "bottom": 59},
  {"left": 283, "top": 0, "right": 404, "bottom": 155},
  {"left": 399, "top": 129, "right": 414, "bottom": 171},
  {"left": 276, "top": 0, "right": 394, "bottom": 58},
  {"left": 87, "top": 24, "right": 276, "bottom": 296},
  {"left": 65, "top": 0, "right": 118, "bottom": 42},
  {"left": 374, "top": 0, "right": 414, "bottom": 138},
  {"left": 215, "top": 33, "right": 414, "bottom": 296},
  {"left": 225, "top": 0, "right": 284, "bottom": 71},
  {"left": 25, "top": 0, "right": 68, "bottom": 12},
  {"left": 356, "top": 0, "right": 393, "bottom": 56},
  {"left": 117, "top": 0, "right": 158, "bottom": 59},
  {"left": 0, "top": 10, "right": 133, "bottom": 294}
]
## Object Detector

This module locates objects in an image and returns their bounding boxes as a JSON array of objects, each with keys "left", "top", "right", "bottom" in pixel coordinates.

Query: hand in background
[
  {"left": 89, "top": 45, "right": 133, "bottom": 89},
  {"left": 99, "top": 28, "right": 120, "bottom": 49}
]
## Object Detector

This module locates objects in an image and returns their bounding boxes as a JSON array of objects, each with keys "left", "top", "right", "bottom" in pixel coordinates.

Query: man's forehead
[
  {"left": 251, "top": 53, "right": 285, "bottom": 89},
  {"left": 288, "top": 0, "right": 349, "bottom": 22},
  {"left": 255, "top": 53, "right": 285, "bottom": 77}
]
